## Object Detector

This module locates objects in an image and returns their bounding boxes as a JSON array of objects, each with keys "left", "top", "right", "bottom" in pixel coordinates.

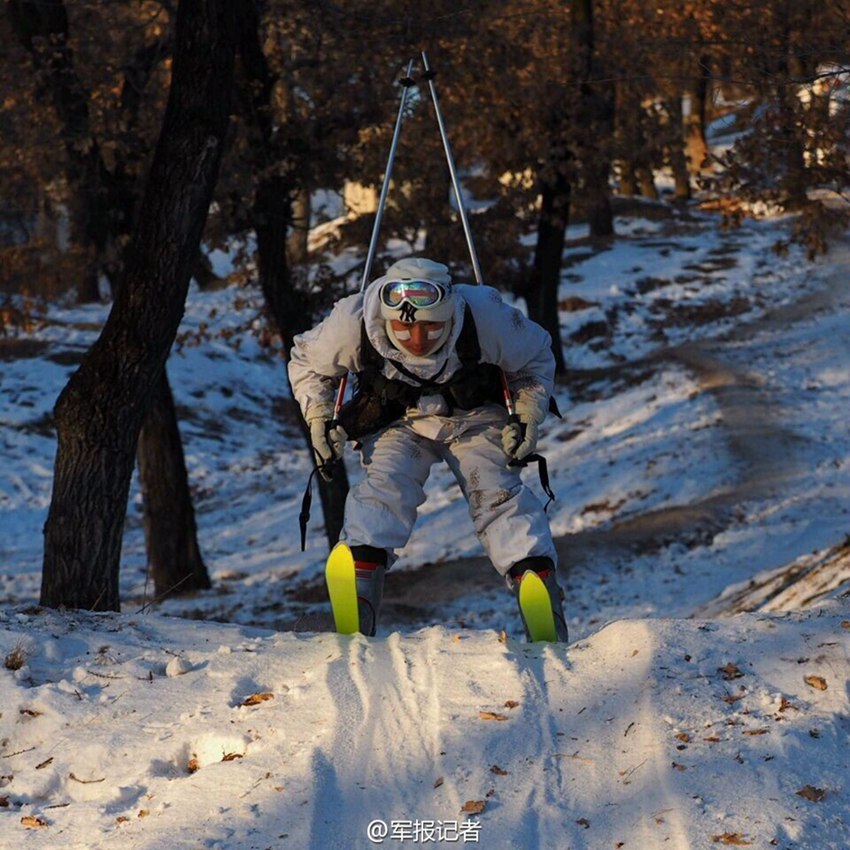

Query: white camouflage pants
[{"left": 340, "top": 406, "right": 557, "bottom": 574}]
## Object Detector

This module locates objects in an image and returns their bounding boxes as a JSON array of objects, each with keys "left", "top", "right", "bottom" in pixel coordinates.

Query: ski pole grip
[{"left": 507, "top": 413, "right": 527, "bottom": 468}]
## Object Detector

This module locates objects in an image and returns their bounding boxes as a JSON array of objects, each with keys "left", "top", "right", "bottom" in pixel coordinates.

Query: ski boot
[
  {"left": 508, "top": 557, "right": 569, "bottom": 643},
  {"left": 350, "top": 545, "right": 386, "bottom": 637}
]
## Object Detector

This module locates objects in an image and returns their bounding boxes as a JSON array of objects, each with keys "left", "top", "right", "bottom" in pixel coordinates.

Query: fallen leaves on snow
[
  {"left": 460, "top": 800, "right": 486, "bottom": 814},
  {"left": 719, "top": 663, "right": 744, "bottom": 681},
  {"left": 21, "top": 815, "right": 48, "bottom": 829},
  {"left": 796, "top": 784, "right": 827, "bottom": 802},
  {"left": 479, "top": 711, "right": 508, "bottom": 722},
  {"left": 803, "top": 675, "right": 827, "bottom": 691},
  {"left": 712, "top": 832, "right": 752, "bottom": 845},
  {"left": 241, "top": 692, "right": 275, "bottom": 706}
]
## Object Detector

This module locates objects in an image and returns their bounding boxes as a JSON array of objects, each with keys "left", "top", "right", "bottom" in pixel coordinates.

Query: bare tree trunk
[
  {"left": 286, "top": 188, "right": 311, "bottom": 266},
  {"left": 12, "top": 0, "right": 208, "bottom": 595},
  {"left": 235, "top": 0, "right": 348, "bottom": 546},
  {"left": 665, "top": 99, "right": 692, "bottom": 202},
  {"left": 685, "top": 58, "right": 711, "bottom": 174},
  {"left": 768, "top": 3, "right": 807, "bottom": 207},
  {"left": 41, "top": 0, "right": 235, "bottom": 611},
  {"left": 137, "top": 369, "right": 211, "bottom": 598},
  {"left": 637, "top": 166, "right": 659, "bottom": 200},
  {"left": 529, "top": 171, "right": 569, "bottom": 375},
  {"left": 572, "top": 0, "right": 614, "bottom": 237},
  {"left": 618, "top": 161, "right": 638, "bottom": 196}
]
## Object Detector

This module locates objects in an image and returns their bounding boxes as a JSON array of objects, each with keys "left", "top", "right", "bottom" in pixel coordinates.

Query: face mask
[{"left": 385, "top": 320, "right": 451, "bottom": 356}]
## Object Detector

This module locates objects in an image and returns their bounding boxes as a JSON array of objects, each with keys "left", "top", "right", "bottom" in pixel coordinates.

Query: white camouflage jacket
[{"left": 287, "top": 280, "right": 556, "bottom": 425}]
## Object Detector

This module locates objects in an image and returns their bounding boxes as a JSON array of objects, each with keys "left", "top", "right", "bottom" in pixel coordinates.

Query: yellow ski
[
  {"left": 518, "top": 570, "right": 558, "bottom": 642},
  {"left": 325, "top": 543, "right": 359, "bottom": 634}
]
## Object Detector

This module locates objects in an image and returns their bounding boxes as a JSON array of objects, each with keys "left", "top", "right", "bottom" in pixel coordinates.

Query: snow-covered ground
[
  {"left": 1, "top": 608, "right": 847, "bottom": 849},
  {"left": 1, "top": 201, "right": 848, "bottom": 848}
]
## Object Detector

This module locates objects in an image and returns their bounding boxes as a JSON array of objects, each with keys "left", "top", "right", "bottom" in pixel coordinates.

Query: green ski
[
  {"left": 325, "top": 543, "right": 359, "bottom": 634},
  {"left": 518, "top": 570, "right": 558, "bottom": 642}
]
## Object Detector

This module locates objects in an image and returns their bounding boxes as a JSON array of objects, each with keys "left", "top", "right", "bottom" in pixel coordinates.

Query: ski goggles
[{"left": 380, "top": 279, "right": 448, "bottom": 309}]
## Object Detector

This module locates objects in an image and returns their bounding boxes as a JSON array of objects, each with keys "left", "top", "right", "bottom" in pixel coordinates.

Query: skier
[{"left": 288, "top": 256, "right": 568, "bottom": 641}]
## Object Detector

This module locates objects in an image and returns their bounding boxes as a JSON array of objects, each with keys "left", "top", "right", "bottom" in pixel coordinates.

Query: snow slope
[
  {"left": 2, "top": 202, "right": 850, "bottom": 848},
  {"left": 1, "top": 607, "right": 848, "bottom": 849}
]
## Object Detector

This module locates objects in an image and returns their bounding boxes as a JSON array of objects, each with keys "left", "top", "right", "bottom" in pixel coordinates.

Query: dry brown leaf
[
  {"left": 504, "top": 700, "right": 519, "bottom": 709},
  {"left": 460, "top": 800, "right": 486, "bottom": 814},
  {"left": 116, "top": 816, "right": 130, "bottom": 824},
  {"left": 187, "top": 756, "right": 200, "bottom": 774},
  {"left": 674, "top": 732, "right": 691, "bottom": 743},
  {"left": 742, "top": 729, "right": 769, "bottom": 736},
  {"left": 703, "top": 736, "right": 722, "bottom": 743},
  {"left": 21, "top": 816, "right": 48, "bottom": 829},
  {"left": 479, "top": 711, "right": 508, "bottom": 722},
  {"left": 241, "top": 692, "right": 275, "bottom": 706},
  {"left": 221, "top": 752, "right": 243, "bottom": 762},
  {"left": 0, "top": 796, "right": 9, "bottom": 808},
  {"left": 840, "top": 620, "right": 849, "bottom": 630},
  {"left": 576, "top": 817, "right": 590, "bottom": 828},
  {"left": 804, "top": 675, "right": 827, "bottom": 691},
  {"left": 138, "top": 809, "right": 150, "bottom": 818},
  {"left": 671, "top": 762, "right": 687, "bottom": 771},
  {"left": 712, "top": 833, "right": 753, "bottom": 846},
  {"left": 719, "top": 663, "right": 744, "bottom": 681},
  {"left": 490, "top": 765, "right": 508, "bottom": 776},
  {"left": 796, "top": 785, "right": 827, "bottom": 802},
  {"left": 433, "top": 776, "right": 444, "bottom": 789}
]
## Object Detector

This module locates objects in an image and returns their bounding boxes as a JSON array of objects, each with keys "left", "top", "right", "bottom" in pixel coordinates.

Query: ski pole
[
  {"left": 420, "top": 51, "right": 483, "bottom": 285},
  {"left": 332, "top": 58, "right": 417, "bottom": 422},
  {"left": 421, "top": 52, "right": 517, "bottom": 419},
  {"left": 360, "top": 58, "right": 417, "bottom": 292}
]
